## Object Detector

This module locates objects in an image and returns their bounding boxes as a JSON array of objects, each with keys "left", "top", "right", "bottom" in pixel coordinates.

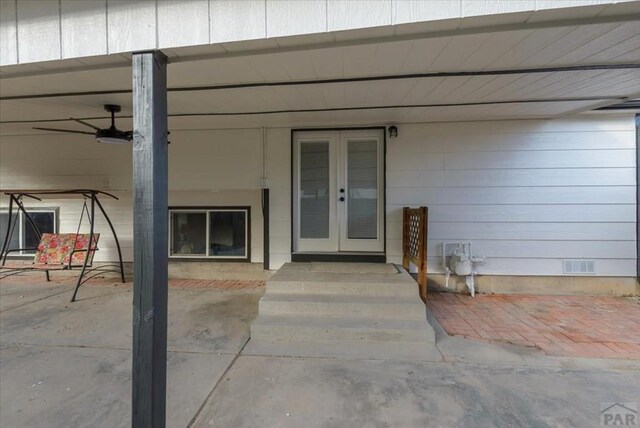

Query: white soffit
[{"left": 0, "top": 11, "right": 639, "bottom": 133}]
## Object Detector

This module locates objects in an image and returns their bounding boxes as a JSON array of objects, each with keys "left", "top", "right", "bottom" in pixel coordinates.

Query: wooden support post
[{"left": 131, "top": 50, "right": 168, "bottom": 428}]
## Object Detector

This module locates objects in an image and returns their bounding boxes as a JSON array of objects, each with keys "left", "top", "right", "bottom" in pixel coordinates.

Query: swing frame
[{"left": 0, "top": 189, "right": 126, "bottom": 302}]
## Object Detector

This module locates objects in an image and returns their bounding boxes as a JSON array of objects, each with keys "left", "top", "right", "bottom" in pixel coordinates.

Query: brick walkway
[
  {"left": 0, "top": 275, "right": 265, "bottom": 290},
  {"left": 427, "top": 292, "right": 640, "bottom": 359}
]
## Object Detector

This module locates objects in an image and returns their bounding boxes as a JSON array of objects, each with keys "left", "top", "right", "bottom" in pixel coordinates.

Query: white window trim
[
  {"left": 168, "top": 208, "right": 249, "bottom": 260},
  {"left": 0, "top": 208, "right": 58, "bottom": 256}
]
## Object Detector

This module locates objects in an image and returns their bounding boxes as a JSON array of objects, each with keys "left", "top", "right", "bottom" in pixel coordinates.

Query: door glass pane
[
  {"left": 171, "top": 212, "right": 206, "bottom": 256},
  {"left": 23, "top": 212, "right": 55, "bottom": 253},
  {"left": 0, "top": 212, "right": 19, "bottom": 251},
  {"left": 347, "top": 139, "right": 377, "bottom": 239},
  {"left": 300, "top": 141, "right": 330, "bottom": 239},
  {"left": 209, "top": 211, "right": 247, "bottom": 257}
]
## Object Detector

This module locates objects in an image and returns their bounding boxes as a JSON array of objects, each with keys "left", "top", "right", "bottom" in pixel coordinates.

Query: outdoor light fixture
[
  {"left": 388, "top": 126, "right": 398, "bottom": 138},
  {"left": 96, "top": 129, "right": 131, "bottom": 144}
]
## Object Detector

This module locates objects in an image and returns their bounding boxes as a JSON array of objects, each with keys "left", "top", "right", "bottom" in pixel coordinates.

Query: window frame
[
  {"left": 0, "top": 208, "right": 59, "bottom": 256},
  {"left": 168, "top": 206, "right": 250, "bottom": 261}
]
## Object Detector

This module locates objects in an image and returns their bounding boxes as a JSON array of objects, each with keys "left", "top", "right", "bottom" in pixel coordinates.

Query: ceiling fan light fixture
[
  {"left": 96, "top": 135, "right": 130, "bottom": 144},
  {"left": 96, "top": 127, "right": 131, "bottom": 144}
]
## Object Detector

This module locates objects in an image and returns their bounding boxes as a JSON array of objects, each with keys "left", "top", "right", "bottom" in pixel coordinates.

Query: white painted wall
[
  {"left": 385, "top": 115, "right": 637, "bottom": 276},
  {"left": 0, "top": 128, "right": 266, "bottom": 263},
  {"left": 1, "top": 0, "right": 635, "bottom": 66},
  {"left": 1, "top": 115, "right": 636, "bottom": 277}
]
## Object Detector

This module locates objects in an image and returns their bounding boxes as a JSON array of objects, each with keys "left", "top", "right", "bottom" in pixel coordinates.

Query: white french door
[{"left": 293, "top": 129, "right": 384, "bottom": 253}]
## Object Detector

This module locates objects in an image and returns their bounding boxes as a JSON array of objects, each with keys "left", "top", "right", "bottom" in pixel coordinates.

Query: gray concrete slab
[
  {"left": 2, "top": 280, "right": 639, "bottom": 428},
  {"left": 1, "top": 286, "right": 262, "bottom": 353},
  {"left": 0, "top": 282, "right": 74, "bottom": 312},
  {"left": 0, "top": 344, "right": 235, "bottom": 428},
  {"left": 193, "top": 355, "right": 640, "bottom": 428},
  {"left": 0, "top": 283, "right": 263, "bottom": 427}
]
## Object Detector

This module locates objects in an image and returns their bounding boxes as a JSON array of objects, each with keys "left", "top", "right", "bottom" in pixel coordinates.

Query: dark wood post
[{"left": 131, "top": 50, "right": 168, "bottom": 428}]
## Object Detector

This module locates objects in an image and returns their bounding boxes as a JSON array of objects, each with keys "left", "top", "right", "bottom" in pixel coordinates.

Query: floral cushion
[{"left": 34, "top": 233, "right": 99, "bottom": 266}]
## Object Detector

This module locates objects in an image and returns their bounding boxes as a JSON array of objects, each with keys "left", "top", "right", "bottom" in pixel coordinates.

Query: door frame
[{"left": 290, "top": 126, "right": 387, "bottom": 262}]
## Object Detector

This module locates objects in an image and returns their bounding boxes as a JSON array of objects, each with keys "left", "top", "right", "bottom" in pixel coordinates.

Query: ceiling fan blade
[
  {"left": 33, "top": 127, "right": 95, "bottom": 135},
  {"left": 70, "top": 118, "right": 102, "bottom": 131}
]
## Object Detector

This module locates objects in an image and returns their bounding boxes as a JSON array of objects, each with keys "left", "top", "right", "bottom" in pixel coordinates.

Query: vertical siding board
[
  {"left": 107, "top": 0, "right": 157, "bottom": 53},
  {"left": 266, "top": 0, "right": 326, "bottom": 38},
  {"left": 0, "top": 0, "right": 18, "bottom": 65},
  {"left": 16, "top": 0, "right": 62, "bottom": 64},
  {"left": 209, "top": 0, "right": 266, "bottom": 43},
  {"left": 327, "top": 0, "right": 392, "bottom": 32},
  {"left": 157, "top": 0, "right": 209, "bottom": 49},
  {"left": 461, "top": 0, "right": 535, "bottom": 17},
  {"left": 61, "top": 0, "right": 108, "bottom": 58},
  {"left": 393, "top": 0, "right": 461, "bottom": 25}
]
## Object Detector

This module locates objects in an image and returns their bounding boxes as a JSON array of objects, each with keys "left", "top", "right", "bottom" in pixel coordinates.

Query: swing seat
[{"left": 1, "top": 233, "right": 100, "bottom": 271}]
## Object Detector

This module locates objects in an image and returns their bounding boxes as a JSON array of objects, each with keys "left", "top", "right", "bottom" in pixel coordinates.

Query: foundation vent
[{"left": 563, "top": 259, "right": 596, "bottom": 275}]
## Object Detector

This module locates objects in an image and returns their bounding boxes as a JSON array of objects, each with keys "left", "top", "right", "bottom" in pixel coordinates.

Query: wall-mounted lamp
[{"left": 388, "top": 126, "right": 398, "bottom": 138}]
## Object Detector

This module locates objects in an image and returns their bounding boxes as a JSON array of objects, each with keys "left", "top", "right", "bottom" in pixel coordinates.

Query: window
[
  {"left": 169, "top": 208, "right": 249, "bottom": 260},
  {"left": 0, "top": 209, "right": 57, "bottom": 255}
]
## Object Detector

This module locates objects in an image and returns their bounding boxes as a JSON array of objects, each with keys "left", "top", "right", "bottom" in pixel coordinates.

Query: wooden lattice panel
[{"left": 402, "top": 207, "right": 428, "bottom": 303}]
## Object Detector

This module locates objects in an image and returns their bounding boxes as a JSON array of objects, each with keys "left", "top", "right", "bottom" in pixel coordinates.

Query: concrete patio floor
[{"left": 1, "top": 280, "right": 639, "bottom": 427}]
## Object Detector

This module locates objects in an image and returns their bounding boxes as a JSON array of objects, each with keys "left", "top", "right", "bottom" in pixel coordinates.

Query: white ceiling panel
[
  {"left": 458, "top": 29, "right": 534, "bottom": 70},
  {"left": 429, "top": 33, "right": 493, "bottom": 71},
  {"left": 488, "top": 26, "right": 578, "bottom": 69},
  {"left": 584, "top": 35, "right": 640, "bottom": 63},
  {"left": 552, "top": 21, "right": 640, "bottom": 65},
  {"left": 516, "top": 23, "right": 620, "bottom": 67},
  {"left": 1, "top": 17, "right": 638, "bottom": 134}
]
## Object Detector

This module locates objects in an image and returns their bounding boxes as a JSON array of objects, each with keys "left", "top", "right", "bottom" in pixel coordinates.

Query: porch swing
[{"left": 0, "top": 189, "right": 126, "bottom": 302}]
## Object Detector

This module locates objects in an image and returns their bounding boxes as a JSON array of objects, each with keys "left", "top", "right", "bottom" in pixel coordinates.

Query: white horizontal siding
[
  {"left": 387, "top": 168, "right": 636, "bottom": 187},
  {"left": 386, "top": 116, "right": 637, "bottom": 277},
  {"left": 0, "top": 116, "right": 636, "bottom": 277},
  {"left": 384, "top": 255, "right": 636, "bottom": 277},
  {"left": 388, "top": 204, "right": 637, "bottom": 223},
  {"left": 387, "top": 222, "right": 635, "bottom": 241}
]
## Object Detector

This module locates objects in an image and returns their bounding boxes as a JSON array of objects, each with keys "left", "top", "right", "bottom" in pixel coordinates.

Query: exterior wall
[
  {"left": 385, "top": 116, "right": 637, "bottom": 277},
  {"left": 1, "top": 0, "right": 633, "bottom": 66},
  {"left": 1, "top": 115, "right": 636, "bottom": 278},
  {"left": 0, "top": 128, "right": 266, "bottom": 264}
]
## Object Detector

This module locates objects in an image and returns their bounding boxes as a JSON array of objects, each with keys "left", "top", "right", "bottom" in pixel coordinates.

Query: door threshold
[{"left": 291, "top": 253, "right": 386, "bottom": 263}]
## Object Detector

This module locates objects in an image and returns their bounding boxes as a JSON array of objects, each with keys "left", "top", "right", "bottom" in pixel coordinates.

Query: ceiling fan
[{"left": 33, "top": 104, "right": 132, "bottom": 144}]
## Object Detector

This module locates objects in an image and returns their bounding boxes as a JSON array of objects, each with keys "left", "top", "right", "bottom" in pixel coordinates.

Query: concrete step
[
  {"left": 251, "top": 314, "right": 435, "bottom": 343},
  {"left": 258, "top": 293, "right": 426, "bottom": 321},
  {"left": 244, "top": 338, "right": 443, "bottom": 362},
  {"left": 266, "top": 279, "right": 419, "bottom": 298}
]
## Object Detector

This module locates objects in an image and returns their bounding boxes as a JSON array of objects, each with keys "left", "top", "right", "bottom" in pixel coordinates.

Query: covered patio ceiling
[{"left": 0, "top": 11, "right": 639, "bottom": 135}]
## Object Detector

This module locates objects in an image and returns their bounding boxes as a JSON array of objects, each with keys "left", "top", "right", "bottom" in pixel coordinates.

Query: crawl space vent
[{"left": 563, "top": 260, "right": 596, "bottom": 275}]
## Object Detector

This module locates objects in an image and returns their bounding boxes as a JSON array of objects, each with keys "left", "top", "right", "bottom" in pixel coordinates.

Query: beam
[
  {"left": 2, "top": 63, "right": 638, "bottom": 101},
  {"left": 131, "top": 50, "right": 168, "bottom": 428}
]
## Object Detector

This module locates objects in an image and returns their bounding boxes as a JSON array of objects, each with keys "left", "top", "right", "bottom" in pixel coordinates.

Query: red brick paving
[
  {"left": 1, "top": 274, "right": 265, "bottom": 290},
  {"left": 426, "top": 292, "right": 640, "bottom": 359}
]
